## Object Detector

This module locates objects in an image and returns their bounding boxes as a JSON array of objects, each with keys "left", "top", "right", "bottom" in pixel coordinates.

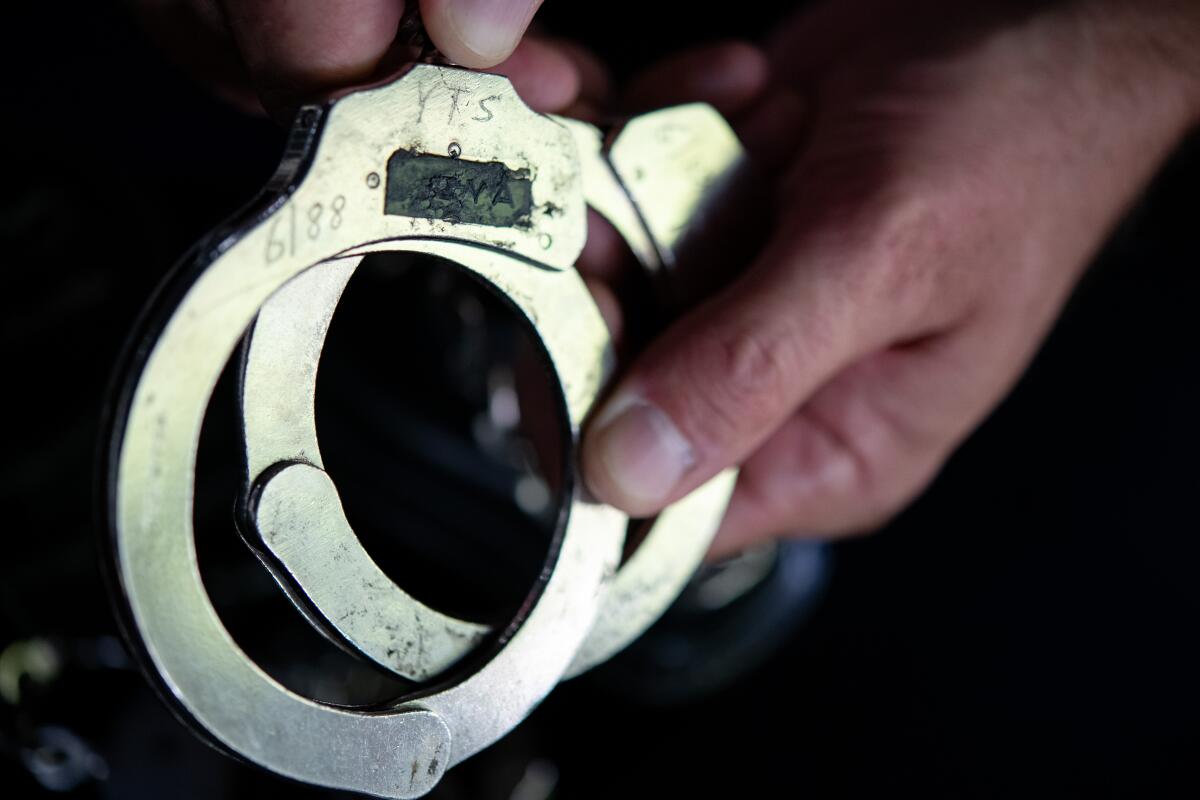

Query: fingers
[
  {"left": 583, "top": 277, "right": 624, "bottom": 344},
  {"left": 578, "top": 41, "right": 784, "bottom": 308},
  {"left": 708, "top": 345, "right": 951, "bottom": 558},
  {"left": 219, "top": 1, "right": 547, "bottom": 119},
  {"left": 131, "top": 0, "right": 262, "bottom": 112},
  {"left": 490, "top": 36, "right": 580, "bottom": 112},
  {"left": 735, "top": 88, "right": 808, "bottom": 170},
  {"left": 624, "top": 42, "right": 770, "bottom": 117},
  {"left": 551, "top": 38, "right": 614, "bottom": 121},
  {"left": 577, "top": 210, "right": 630, "bottom": 282},
  {"left": 581, "top": 226, "right": 883, "bottom": 517},
  {"left": 220, "top": 0, "right": 407, "bottom": 120},
  {"left": 551, "top": 38, "right": 613, "bottom": 105},
  {"left": 707, "top": 283, "right": 1055, "bottom": 557},
  {"left": 421, "top": 0, "right": 543, "bottom": 69},
  {"left": 765, "top": 0, "right": 902, "bottom": 84}
]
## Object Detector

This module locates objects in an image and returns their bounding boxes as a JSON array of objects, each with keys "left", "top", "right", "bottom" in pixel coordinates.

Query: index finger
[
  {"left": 221, "top": 0, "right": 408, "bottom": 119},
  {"left": 222, "top": 0, "right": 544, "bottom": 120}
]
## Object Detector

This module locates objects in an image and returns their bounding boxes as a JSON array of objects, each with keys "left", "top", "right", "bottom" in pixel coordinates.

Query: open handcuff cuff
[{"left": 104, "top": 59, "right": 746, "bottom": 797}]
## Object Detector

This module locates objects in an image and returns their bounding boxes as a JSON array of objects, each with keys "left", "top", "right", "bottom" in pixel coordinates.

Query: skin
[
  {"left": 136, "top": 0, "right": 1200, "bottom": 560},
  {"left": 578, "top": 0, "right": 1200, "bottom": 558},
  {"left": 131, "top": 1, "right": 558, "bottom": 119}
]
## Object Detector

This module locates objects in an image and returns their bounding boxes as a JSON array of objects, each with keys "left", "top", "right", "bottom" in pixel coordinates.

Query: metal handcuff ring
[{"left": 105, "top": 64, "right": 742, "bottom": 798}]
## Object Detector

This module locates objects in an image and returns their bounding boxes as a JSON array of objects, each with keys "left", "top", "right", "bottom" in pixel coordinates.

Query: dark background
[{"left": 2, "top": 2, "right": 1198, "bottom": 798}]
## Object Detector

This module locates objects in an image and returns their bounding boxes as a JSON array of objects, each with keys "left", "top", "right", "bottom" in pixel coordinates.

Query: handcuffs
[{"left": 104, "top": 61, "right": 745, "bottom": 798}]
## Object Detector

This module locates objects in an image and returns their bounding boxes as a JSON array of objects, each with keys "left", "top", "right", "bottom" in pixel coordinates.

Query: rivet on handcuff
[{"left": 103, "top": 44, "right": 745, "bottom": 799}]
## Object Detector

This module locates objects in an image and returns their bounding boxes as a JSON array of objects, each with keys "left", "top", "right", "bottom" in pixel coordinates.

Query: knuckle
[
  {"left": 801, "top": 400, "right": 945, "bottom": 536},
  {"left": 863, "top": 183, "right": 974, "bottom": 328},
  {"left": 682, "top": 321, "right": 797, "bottom": 450},
  {"left": 802, "top": 175, "right": 956, "bottom": 328},
  {"left": 859, "top": 188, "right": 940, "bottom": 295},
  {"left": 719, "top": 323, "right": 794, "bottom": 405}
]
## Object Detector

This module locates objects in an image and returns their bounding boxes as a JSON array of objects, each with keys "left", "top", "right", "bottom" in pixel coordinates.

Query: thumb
[
  {"left": 581, "top": 230, "right": 879, "bottom": 517},
  {"left": 421, "top": 0, "right": 543, "bottom": 68}
]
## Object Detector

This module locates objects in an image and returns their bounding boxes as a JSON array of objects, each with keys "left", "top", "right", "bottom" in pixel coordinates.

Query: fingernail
[
  {"left": 588, "top": 395, "right": 694, "bottom": 511},
  {"left": 446, "top": 0, "right": 537, "bottom": 65}
]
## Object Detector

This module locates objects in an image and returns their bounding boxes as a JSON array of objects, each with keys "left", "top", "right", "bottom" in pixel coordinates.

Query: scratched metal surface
[
  {"left": 232, "top": 104, "right": 748, "bottom": 691},
  {"left": 241, "top": 257, "right": 490, "bottom": 683},
  {"left": 106, "top": 66, "right": 624, "bottom": 798}
]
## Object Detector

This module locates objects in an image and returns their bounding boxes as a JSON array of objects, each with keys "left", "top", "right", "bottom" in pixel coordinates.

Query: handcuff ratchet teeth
[{"left": 104, "top": 63, "right": 744, "bottom": 798}]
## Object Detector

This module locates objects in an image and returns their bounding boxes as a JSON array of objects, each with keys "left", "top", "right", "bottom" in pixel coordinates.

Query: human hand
[
  {"left": 130, "top": 0, "right": 600, "bottom": 119},
  {"left": 580, "top": 0, "right": 1200, "bottom": 558}
]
